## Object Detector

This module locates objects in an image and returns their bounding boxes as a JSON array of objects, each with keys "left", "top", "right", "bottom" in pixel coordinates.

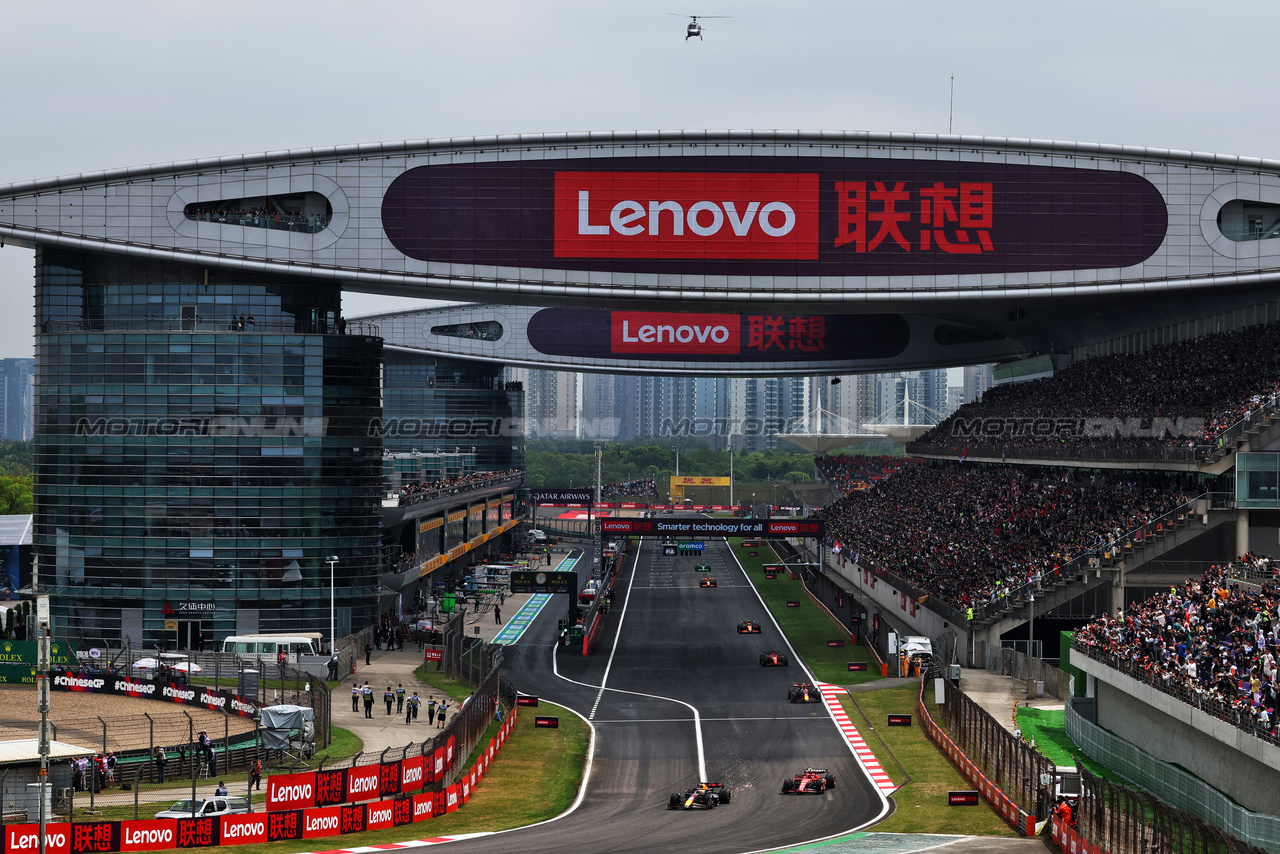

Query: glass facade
[
  {"left": 381, "top": 350, "right": 524, "bottom": 471},
  {"left": 33, "top": 250, "right": 384, "bottom": 649}
]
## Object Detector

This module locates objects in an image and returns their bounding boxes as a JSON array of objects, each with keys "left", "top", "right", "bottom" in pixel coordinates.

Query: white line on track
[
  {"left": 552, "top": 537, "right": 708, "bottom": 782},
  {"left": 591, "top": 716, "right": 835, "bottom": 724}
]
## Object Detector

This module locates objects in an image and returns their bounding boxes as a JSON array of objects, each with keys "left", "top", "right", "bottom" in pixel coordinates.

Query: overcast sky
[{"left": 2, "top": 1, "right": 1277, "bottom": 363}]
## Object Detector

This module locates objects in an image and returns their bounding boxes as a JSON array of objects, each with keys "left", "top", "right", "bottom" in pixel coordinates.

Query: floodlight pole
[
  {"left": 36, "top": 596, "right": 50, "bottom": 854},
  {"left": 325, "top": 557, "right": 340, "bottom": 656}
]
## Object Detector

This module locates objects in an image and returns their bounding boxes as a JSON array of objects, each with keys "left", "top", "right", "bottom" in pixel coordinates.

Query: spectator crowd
[
  {"left": 1075, "top": 563, "right": 1280, "bottom": 742},
  {"left": 601, "top": 478, "right": 659, "bottom": 499},
  {"left": 815, "top": 454, "right": 909, "bottom": 494},
  {"left": 817, "top": 458, "right": 1193, "bottom": 613},
  {"left": 914, "top": 323, "right": 1280, "bottom": 455},
  {"left": 396, "top": 469, "right": 523, "bottom": 505}
]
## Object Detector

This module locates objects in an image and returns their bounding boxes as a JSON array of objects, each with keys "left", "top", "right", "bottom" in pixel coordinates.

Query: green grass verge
[
  {"left": 413, "top": 664, "right": 480, "bottom": 704},
  {"left": 842, "top": 686, "right": 1018, "bottom": 836},
  {"left": 312, "top": 724, "right": 363, "bottom": 767},
  {"left": 1015, "top": 706, "right": 1147, "bottom": 787},
  {"left": 729, "top": 537, "right": 880, "bottom": 685},
  {"left": 227, "top": 701, "right": 588, "bottom": 854}
]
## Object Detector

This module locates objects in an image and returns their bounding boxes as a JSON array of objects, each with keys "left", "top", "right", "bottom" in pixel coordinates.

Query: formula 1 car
[
  {"left": 668, "top": 782, "right": 733, "bottom": 809},
  {"left": 700, "top": 577, "right": 716, "bottom": 588},
  {"left": 695, "top": 562, "right": 711, "bottom": 573},
  {"left": 759, "top": 650, "right": 789, "bottom": 666},
  {"left": 737, "top": 620, "right": 761, "bottom": 633},
  {"left": 787, "top": 682, "right": 820, "bottom": 703},
  {"left": 782, "top": 769, "right": 835, "bottom": 794}
]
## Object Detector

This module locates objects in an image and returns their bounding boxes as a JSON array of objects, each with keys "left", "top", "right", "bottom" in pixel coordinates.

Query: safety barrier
[
  {"left": 916, "top": 679, "right": 1035, "bottom": 836},
  {"left": 0, "top": 708, "right": 518, "bottom": 854}
]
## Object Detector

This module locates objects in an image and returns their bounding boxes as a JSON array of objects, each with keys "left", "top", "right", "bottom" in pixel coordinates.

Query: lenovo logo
[
  {"left": 554, "top": 172, "right": 818, "bottom": 259},
  {"left": 613, "top": 312, "right": 739, "bottom": 355}
]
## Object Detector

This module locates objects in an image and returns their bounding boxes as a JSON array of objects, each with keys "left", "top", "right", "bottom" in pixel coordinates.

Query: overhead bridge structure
[{"left": 5, "top": 131, "right": 1280, "bottom": 374}]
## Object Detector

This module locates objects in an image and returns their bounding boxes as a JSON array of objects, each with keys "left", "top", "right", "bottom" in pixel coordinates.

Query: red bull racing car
[
  {"left": 759, "top": 650, "right": 789, "bottom": 666},
  {"left": 787, "top": 682, "right": 820, "bottom": 703},
  {"left": 668, "top": 782, "right": 733, "bottom": 809},
  {"left": 737, "top": 620, "right": 761, "bottom": 633},
  {"left": 782, "top": 769, "right": 836, "bottom": 794}
]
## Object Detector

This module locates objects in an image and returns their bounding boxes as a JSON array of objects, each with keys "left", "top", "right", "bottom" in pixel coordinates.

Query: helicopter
[{"left": 670, "top": 14, "right": 731, "bottom": 41}]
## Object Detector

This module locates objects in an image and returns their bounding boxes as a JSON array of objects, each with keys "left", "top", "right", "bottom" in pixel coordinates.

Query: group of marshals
[{"left": 351, "top": 680, "right": 450, "bottom": 726}]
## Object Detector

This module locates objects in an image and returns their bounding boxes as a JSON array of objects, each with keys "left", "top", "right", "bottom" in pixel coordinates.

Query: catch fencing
[
  {"left": 1066, "top": 699, "right": 1279, "bottom": 854},
  {"left": 934, "top": 675, "right": 1055, "bottom": 821}
]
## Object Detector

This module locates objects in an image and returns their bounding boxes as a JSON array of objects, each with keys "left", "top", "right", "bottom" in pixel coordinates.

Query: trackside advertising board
[
  {"left": 49, "top": 671, "right": 257, "bottom": 718},
  {"left": 2, "top": 710, "right": 520, "bottom": 854},
  {"left": 599, "top": 518, "right": 824, "bottom": 538}
]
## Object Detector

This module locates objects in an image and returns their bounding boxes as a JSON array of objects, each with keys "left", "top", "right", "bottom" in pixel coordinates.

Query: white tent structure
[
  {"left": 261, "top": 704, "right": 314, "bottom": 767},
  {"left": 864, "top": 383, "right": 947, "bottom": 444}
]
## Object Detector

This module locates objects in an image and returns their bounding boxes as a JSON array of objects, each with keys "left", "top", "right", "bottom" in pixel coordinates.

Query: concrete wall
[
  {"left": 827, "top": 555, "right": 969, "bottom": 665},
  {"left": 1074, "top": 651, "right": 1280, "bottom": 816}
]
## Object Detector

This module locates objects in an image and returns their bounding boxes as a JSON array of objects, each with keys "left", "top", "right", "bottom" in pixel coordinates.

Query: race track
[{"left": 448, "top": 537, "right": 888, "bottom": 853}]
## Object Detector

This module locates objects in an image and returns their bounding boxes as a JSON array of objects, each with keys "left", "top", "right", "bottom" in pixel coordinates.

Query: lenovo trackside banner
[
  {"left": 381, "top": 156, "right": 1167, "bottom": 276},
  {"left": 528, "top": 309, "right": 908, "bottom": 362},
  {"left": 554, "top": 172, "right": 819, "bottom": 259}
]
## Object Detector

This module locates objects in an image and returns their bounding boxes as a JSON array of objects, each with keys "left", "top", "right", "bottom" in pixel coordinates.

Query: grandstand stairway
[{"left": 979, "top": 506, "right": 1234, "bottom": 639}]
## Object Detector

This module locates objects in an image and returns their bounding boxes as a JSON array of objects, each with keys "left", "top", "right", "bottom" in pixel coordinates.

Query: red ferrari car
[
  {"left": 782, "top": 769, "right": 835, "bottom": 794},
  {"left": 759, "top": 650, "right": 788, "bottom": 666}
]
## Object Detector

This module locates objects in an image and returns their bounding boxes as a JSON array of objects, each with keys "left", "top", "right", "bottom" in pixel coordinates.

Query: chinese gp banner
[{"left": 48, "top": 671, "right": 257, "bottom": 718}]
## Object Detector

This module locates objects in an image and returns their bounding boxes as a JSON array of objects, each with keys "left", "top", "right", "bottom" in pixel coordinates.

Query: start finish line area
[{"left": 598, "top": 518, "right": 824, "bottom": 539}]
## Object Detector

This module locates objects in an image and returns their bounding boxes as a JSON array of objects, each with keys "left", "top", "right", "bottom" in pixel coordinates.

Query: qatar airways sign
[{"left": 554, "top": 172, "right": 818, "bottom": 259}]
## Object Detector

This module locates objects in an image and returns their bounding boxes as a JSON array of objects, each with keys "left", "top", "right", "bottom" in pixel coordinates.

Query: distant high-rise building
[
  {"left": 0, "top": 358, "right": 33, "bottom": 441},
  {"left": 962, "top": 364, "right": 996, "bottom": 406}
]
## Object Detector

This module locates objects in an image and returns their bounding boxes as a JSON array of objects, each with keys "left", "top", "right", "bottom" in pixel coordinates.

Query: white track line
[{"left": 552, "top": 537, "right": 708, "bottom": 782}]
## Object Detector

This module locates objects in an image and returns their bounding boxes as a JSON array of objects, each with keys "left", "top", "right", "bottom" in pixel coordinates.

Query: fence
[
  {"left": 935, "top": 674, "right": 1055, "bottom": 820},
  {"left": 1066, "top": 699, "right": 1280, "bottom": 854},
  {"left": 1072, "top": 638, "right": 1280, "bottom": 750},
  {"left": 977, "top": 642, "right": 1069, "bottom": 699}
]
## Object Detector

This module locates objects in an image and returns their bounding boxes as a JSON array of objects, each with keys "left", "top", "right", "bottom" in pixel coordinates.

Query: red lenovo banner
[
  {"left": 265, "top": 810, "right": 301, "bottom": 843},
  {"left": 400, "top": 754, "right": 425, "bottom": 790},
  {"left": 266, "top": 771, "right": 316, "bottom": 811},
  {"left": 446, "top": 734, "right": 456, "bottom": 765},
  {"left": 345, "top": 764, "right": 380, "bottom": 802},
  {"left": 301, "top": 806, "right": 341, "bottom": 839},
  {"left": 118, "top": 821, "right": 175, "bottom": 852},
  {"left": 218, "top": 815, "right": 267, "bottom": 846},
  {"left": 339, "top": 805, "right": 365, "bottom": 835},
  {"left": 174, "top": 818, "right": 216, "bottom": 849},
  {"left": 412, "top": 792, "right": 436, "bottom": 822},
  {"left": 392, "top": 796, "right": 415, "bottom": 827},
  {"left": 364, "top": 799, "right": 396, "bottom": 831},
  {"left": 8, "top": 824, "right": 71, "bottom": 854},
  {"left": 378, "top": 761, "right": 402, "bottom": 797},
  {"left": 444, "top": 784, "right": 461, "bottom": 814},
  {"left": 432, "top": 745, "right": 447, "bottom": 781},
  {"left": 611, "top": 312, "right": 740, "bottom": 355},
  {"left": 315, "top": 768, "right": 346, "bottom": 806},
  {"left": 554, "top": 172, "right": 820, "bottom": 260}
]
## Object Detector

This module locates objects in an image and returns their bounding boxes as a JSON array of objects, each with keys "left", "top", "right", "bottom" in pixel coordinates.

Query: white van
[{"left": 219, "top": 633, "right": 321, "bottom": 661}]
